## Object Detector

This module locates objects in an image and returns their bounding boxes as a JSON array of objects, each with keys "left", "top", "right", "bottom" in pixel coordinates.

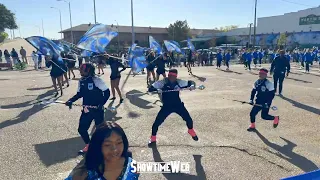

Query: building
[
  {"left": 198, "top": 6, "right": 320, "bottom": 48},
  {"left": 60, "top": 24, "right": 218, "bottom": 48},
  {"left": 257, "top": 6, "right": 320, "bottom": 34}
]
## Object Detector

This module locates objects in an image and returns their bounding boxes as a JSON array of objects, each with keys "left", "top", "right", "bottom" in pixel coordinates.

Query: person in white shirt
[{"left": 31, "top": 51, "right": 38, "bottom": 70}]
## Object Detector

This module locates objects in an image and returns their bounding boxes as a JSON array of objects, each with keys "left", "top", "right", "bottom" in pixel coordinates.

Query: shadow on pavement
[
  {"left": 0, "top": 89, "right": 57, "bottom": 129},
  {"left": 191, "top": 74, "right": 207, "bottom": 82},
  {"left": 34, "top": 136, "right": 84, "bottom": 167},
  {"left": 0, "top": 78, "right": 10, "bottom": 81},
  {"left": 255, "top": 131, "right": 318, "bottom": 172},
  {"left": 104, "top": 100, "right": 122, "bottom": 122},
  {"left": 218, "top": 69, "right": 243, "bottom": 75},
  {"left": 280, "top": 95, "right": 320, "bottom": 115},
  {"left": 126, "top": 90, "right": 154, "bottom": 109},
  {"left": 151, "top": 145, "right": 207, "bottom": 180},
  {"left": 27, "top": 86, "right": 53, "bottom": 91}
]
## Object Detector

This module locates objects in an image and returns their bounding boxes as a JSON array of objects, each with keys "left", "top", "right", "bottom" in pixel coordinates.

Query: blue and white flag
[
  {"left": 52, "top": 40, "right": 71, "bottom": 53},
  {"left": 187, "top": 38, "right": 195, "bottom": 52},
  {"left": 149, "top": 36, "right": 162, "bottom": 54},
  {"left": 164, "top": 40, "right": 184, "bottom": 55},
  {"left": 77, "top": 24, "right": 118, "bottom": 53},
  {"left": 128, "top": 44, "right": 147, "bottom": 73},
  {"left": 25, "top": 36, "right": 61, "bottom": 57}
]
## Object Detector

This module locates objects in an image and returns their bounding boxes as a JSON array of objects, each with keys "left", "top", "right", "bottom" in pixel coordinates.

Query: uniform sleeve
[
  {"left": 178, "top": 79, "right": 195, "bottom": 88},
  {"left": 250, "top": 81, "right": 257, "bottom": 101},
  {"left": 265, "top": 80, "right": 275, "bottom": 104},
  {"left": 265, "top": 80, "right": 275, "bottom": 91},
  {"left": 93, "top": 77, "right": 109, "bottom": 91},
  {"left": 149, "top": 80, "right": 165, "bottom": 92},
  {"left": 270, "top": 58, "right": 276, "bottom": 73}
]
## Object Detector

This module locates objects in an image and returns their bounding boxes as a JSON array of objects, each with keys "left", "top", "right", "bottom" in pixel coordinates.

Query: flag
[
  {"left": 77, "top": 24, "right": 118, "bottom": 53},
  {"left": 128, "top": 44, "right": 147, "bottom": 73},
  {"left": 25, "top": 36, "right": 61, "bottom": 57},
  {"left": 52, "top": 40, "right": 71, "bottom": 53},
  {"left": 164, "top": 40, "right": 184, "bottom": 55},
  {"left": 81, "top": 50, "right": 92, "bottom": 57},
  {"left": 187, "top": 38, "right": 195, "bottom": 52},
  {"left": 149, "top": 36, "right": 162, "bottom": 54}
]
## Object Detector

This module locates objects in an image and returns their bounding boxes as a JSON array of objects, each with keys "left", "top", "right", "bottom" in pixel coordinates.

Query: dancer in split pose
[
  {"left": 147, "top": 69, "right": 198, "bottom": 146},
  {"left": 247, "top": 68, "right": 280, "bottom": 132},
  {"left": 65, "top": 63, "right": 110, "bottom": 153}
]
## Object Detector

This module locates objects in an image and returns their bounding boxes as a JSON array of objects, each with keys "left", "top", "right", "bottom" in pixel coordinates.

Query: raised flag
[{"left": 77, "top": 24, "right": 118, "bottom": 53}]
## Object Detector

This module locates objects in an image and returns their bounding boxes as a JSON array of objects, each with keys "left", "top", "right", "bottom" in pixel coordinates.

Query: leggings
[
  {"left": 226, "top": 60, "right": 229, "bottom": 68},
  {"left": 152, "top": 103, "right": 193, "bottom": 136},
  {"left": 273, "top": 72, "right": 285, "bottom": 94},
  {"left": 250, "top": 105, "right": 275, "bottom": 123},
  {"left": 78, "top": 109, "right": 104, "bottom": 144},
  {"left": 306, "top": 62, "right": 310, "bottom": 72},
  {"left": 217, "top": 60, "right": 222, "bottom": 68}
]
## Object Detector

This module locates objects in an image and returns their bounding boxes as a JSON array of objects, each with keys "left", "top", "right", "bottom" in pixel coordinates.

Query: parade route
[{"left": 0, "top": 64, "right": 319, "bottom": 180}]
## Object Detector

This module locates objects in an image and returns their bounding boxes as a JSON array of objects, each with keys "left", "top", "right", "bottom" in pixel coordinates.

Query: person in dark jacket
[
  {"left": 186, "top": 50, "right": 193, "bottom": 75},
  {"left": 147, "top": 69, "right": 198, "bottom": 146},
  {"left": 270, "top": 50, "right": 290, "bottom": 95},
  {"left": 11, "top": 48, "right": 19, "bottom": 64},
  {"left": 65, "top": 63, "right": 110, "bottom": 154},
  {"left": 247, "top": 68, "right": 279, "bottom": 131},
  {"left": 0, "top": 49, "right": 2, "bottom": 62}
]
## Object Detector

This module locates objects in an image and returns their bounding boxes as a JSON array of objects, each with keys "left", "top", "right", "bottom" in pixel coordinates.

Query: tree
[
  {"left": 167, "top": 20, "right": 191, "bottom": 42},
  {"left": 0, "top": 31, "right": 8, "bottom": 43},
  {"left": 215, "top": 25, "right": 239, "bottom": 32},
  {"left": 277, "top": 33, "right": 287, "bottom": 46},
  {"left": 0, "top": 3, "right": 18, "bottom": 32}
]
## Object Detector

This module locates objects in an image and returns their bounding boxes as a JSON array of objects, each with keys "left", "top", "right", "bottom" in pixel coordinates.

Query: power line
[{"left": 279, "top": 0, "right": 315, "bottom": 7}]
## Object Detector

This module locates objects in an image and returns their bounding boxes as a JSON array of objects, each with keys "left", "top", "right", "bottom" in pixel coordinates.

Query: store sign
[{"left": 299, "top": 14, "right": 320, "bottom": 25}]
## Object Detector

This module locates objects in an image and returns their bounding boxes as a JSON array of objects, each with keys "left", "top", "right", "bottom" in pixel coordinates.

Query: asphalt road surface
[{"left": 0, "top": 64, "right": 319, "bottom": 180}]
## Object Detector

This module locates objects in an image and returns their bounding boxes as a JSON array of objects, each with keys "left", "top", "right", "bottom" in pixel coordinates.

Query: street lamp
[
  {"left": 51, "top": 7, "right": 63, "bottom": 39},
  {"left": 57, "top": 0, "right": 74, "bottom": 44},
  {"left": 131, "top": 0, "right": 135, "bottom": 45},
  {"left": 93, "top": 0, "right": 97, "bottom": 24},
  {"left": 115, "top": 20, "right": 120, "bottom": 52}
]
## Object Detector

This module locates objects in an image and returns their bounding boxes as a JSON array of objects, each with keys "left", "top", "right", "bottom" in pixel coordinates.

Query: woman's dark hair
[
  {"left": 85, "top": 121, "right": 130, "bottom": 173},
  {"left": 80, "top": 63, "right": 95, "bottom": 76}
]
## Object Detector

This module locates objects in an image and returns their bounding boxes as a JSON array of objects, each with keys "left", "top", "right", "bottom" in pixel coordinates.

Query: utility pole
[
  {"left": 253, "top": 0, "right": 257, "bottom": 48},
  {"left": 131, "top": 0, "right": 135, "bottom": 45},
  {"left": 249, "top": 23, "right": 252, "bottom": 46},
  {"left": 93, "top": 0, "right": 97, "bottom": 24}
]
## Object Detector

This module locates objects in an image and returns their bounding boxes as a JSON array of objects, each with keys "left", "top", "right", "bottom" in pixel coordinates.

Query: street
[{"left": 0, "top": 64, "right": 319, "bottom": 180}]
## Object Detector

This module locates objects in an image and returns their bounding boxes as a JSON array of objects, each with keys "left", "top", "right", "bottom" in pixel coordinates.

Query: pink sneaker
[
  {"left": 148, "top": 136, "right": 157, "bottom": 147},
  {"left": 247, "top": 123, "right": 256, "bottom": 132},
  {"left": 273, "top": 116, "right": 280, "bottom": 128},
  {"left": 78, "top": 144, "right": 89, "bottom": 154},
  {"left": 188, "top": 129, "right": 199, "bottom": 141}
]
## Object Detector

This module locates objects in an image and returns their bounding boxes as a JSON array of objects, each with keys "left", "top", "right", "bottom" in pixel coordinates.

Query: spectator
[
  {"left": 4, "top": 49, "right": 12, "bottom": 69},
  {"left": 38, "top": 52, "right": 43, "bottom": 69},
  {"left": 20, "top": 46, "right": 28, "bottom": 64},
  {"left": 66, "top": 121, "right": 139, "bottom": 180},
  {"left": 31, "top": 51, "right": 38, "bottom": 70},
  {"left": 0, "top": 49, "right": 2, "bottom": 62},
  {"left": 11, "top": 48, "right": 19, "bottom": 64}
]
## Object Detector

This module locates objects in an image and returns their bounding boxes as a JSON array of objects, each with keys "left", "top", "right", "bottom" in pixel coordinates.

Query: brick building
[{"left": 60, "top": 24, "right": 218, "bottom": 49}]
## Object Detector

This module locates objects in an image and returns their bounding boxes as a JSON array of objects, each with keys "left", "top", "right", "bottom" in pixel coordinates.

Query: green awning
[{"left": 181, "top": 37, "right": 213, "bottom": 43}]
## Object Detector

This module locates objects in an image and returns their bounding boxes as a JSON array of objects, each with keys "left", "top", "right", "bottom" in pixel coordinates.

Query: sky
[{"left": 2, "top": 0, "right": 320, "bottom": 40}]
